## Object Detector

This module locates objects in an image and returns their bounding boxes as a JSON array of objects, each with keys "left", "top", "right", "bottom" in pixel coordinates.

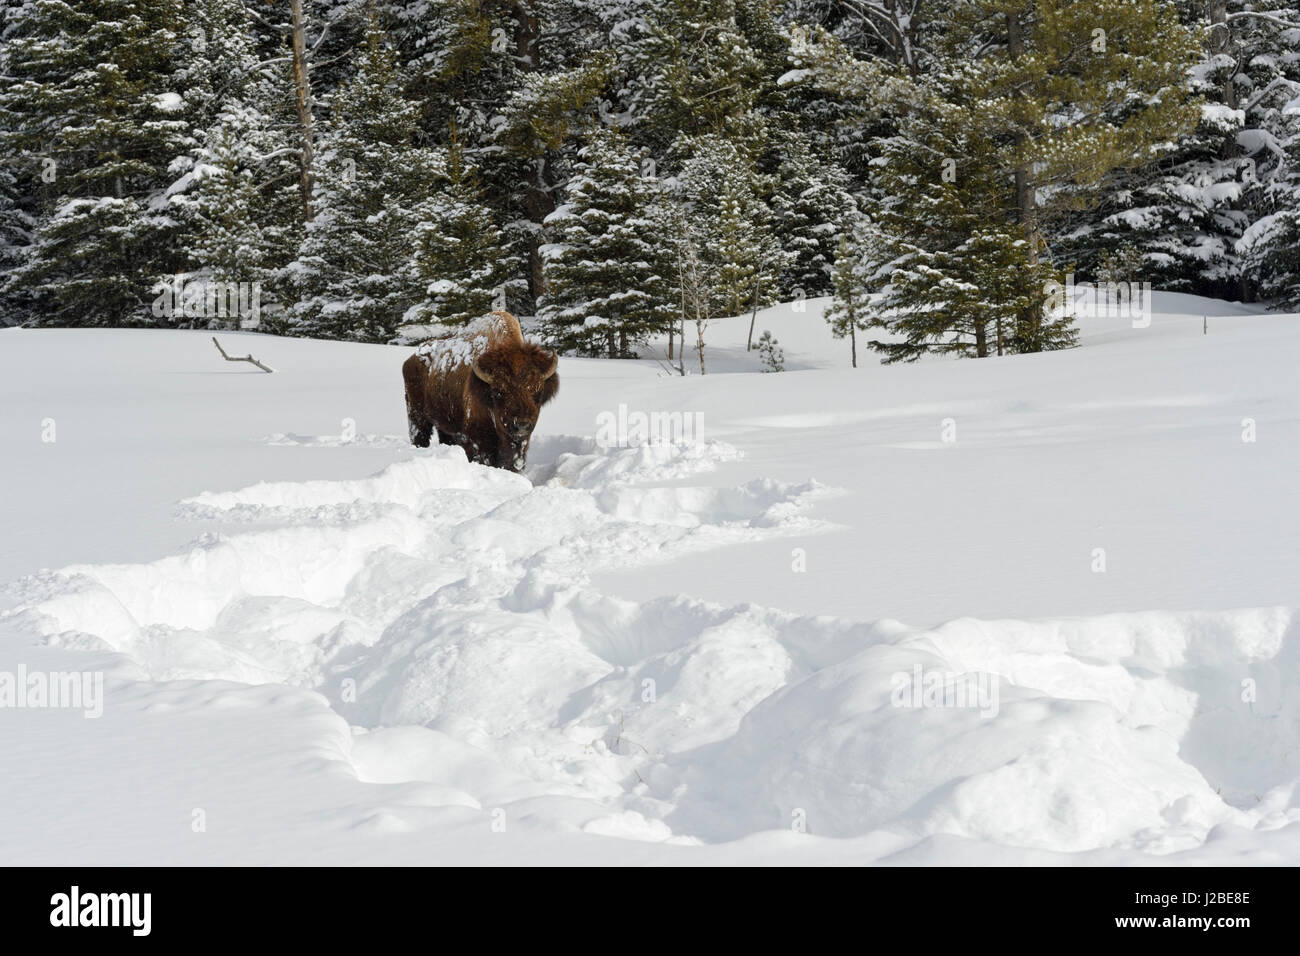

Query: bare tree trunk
[
  {"left": 746, "top": 279, "right": 760, "bottom": 350},
  {"left": 289, "top": 0, "right": 315, "bottom": 222},
  {"left": 668, "top": 326, "right": 674, "bottom": 360},
  {"left": 673, "top": 241, "right": 688, "bottom": 374},
  {"left": 850, "top": 322, "right": 857, "bottom": 368},
  {"left": 696, "top": 316, "right": 706, "bottom": 375}
]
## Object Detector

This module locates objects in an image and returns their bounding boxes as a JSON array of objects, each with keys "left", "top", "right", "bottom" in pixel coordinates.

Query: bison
[{"left": 402, "top": 310, "right": 559, "bottom": 473}]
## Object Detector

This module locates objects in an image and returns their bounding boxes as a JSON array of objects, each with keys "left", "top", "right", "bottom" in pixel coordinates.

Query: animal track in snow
[{"left": 4, "top": 438, "right": 1297, "bottom": 854}]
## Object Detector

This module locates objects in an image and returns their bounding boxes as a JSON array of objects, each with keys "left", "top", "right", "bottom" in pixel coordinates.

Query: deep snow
[{"left": 1, "top": 293, "right": 1298, "bottom": 864}]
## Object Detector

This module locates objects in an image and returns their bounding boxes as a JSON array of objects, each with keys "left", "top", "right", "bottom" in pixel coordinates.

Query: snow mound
[
  {"left": 4, "top": 440, "right": 830, "bottom": 690},
  {"left": 676, "top": 608, "right": 1298, "bottom": 852}
]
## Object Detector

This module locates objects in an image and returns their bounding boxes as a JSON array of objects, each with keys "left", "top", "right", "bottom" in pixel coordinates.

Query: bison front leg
[
  {"left": 433, "top": 427, "right": 484, "bottom": 465},
  {"left": 467, "top": 438, "right": 494, "bottom": 466},
  {"left": 406, "top": 395, "right": 433, "bottom": 448},
  {"left": 460, "top": 432, "right": 496, "bottom": 467}
]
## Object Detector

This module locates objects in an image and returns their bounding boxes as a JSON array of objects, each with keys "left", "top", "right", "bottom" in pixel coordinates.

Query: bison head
[{"left": 469, "top": 342, "right": 559, "bottom": 472}]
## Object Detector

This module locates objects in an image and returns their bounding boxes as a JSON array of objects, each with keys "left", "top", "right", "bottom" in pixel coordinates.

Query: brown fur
[{"left": 402, "top": 311, "right": 559, "bottom": 472}]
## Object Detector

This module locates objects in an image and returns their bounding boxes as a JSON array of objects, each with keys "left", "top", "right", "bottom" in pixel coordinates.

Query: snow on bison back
[{"left": 402, "top": 310, "right": 559, "bottom": 473}]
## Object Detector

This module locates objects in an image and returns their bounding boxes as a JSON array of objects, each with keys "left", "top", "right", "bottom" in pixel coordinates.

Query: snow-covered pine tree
[
  {"left": 163, "top": 0, "right": 300, "bottom": 329},
  {"left": 798, "top": 0, "right": 1201, "bottom": 356},
  {"left": 677, "top": 135, "right": 786, "bottom": 320},
  {"left": 287, "top": 19, "right": 443, "bottom": 343},
  {"left": 770, "top": 134, "right": 859, "bottom": 298},
  {"left": 407, "top": 127, "right": 513, "bottom": 330},
  {"left": 538, "top": 126, "right": 676, "bottom": 358},
  {"left": 864, "top": 110, "right": 1067, "bottom": 362},
  {"left": 1052, "top": 1, "right": 1300, "bottom": 301},
  {"left": 492, "top": 54, "right": 612, "bottom": 313},
  {"left": 1230, "top": 1, "right": 1300, "bottom": 306},
  {"left": 1248, "top": 97, "right": 1300, "bottom": 308},
  {"left": 0, "top": 0, "right": 189, "bottom": 326},
  {"left": 871, "top": 223, "right": 1067, "bottom": 363},
  {"left": 0, "top": 160, "right": 34, "bottom": 327},
  {"left": 629, "top": 0, "right": 768, "bottom": 149},
  {"left": 383, "top": 0, "right": 521, "bottom": 313},
  {"left": 1247, "top": 94, "right": 1300, "bottom": 308},
  {"left": 779, "top": 19, "right": 932, "bottom": 237},
  {"left": 1052, "top": 113, "right": 1241, "bottom": 297},
  {"left": 0, "top": 6, "right": 33, "bottom": 327},
  {"left": 940, "top": 0, "right": 1201, "bottom": 347}
]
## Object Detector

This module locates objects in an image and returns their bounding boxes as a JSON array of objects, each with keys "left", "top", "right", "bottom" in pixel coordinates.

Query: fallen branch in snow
[
  {"left": 212, "top": 336, "right": 274, "bottom": 373},
  {"left": 652, "top": 357, "right": 683, "bottom": 378}
]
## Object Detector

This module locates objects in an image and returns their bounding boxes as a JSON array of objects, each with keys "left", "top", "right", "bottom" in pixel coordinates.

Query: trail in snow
[{"left": 3, "top": 435, "right": 1296, "bottom": 855}]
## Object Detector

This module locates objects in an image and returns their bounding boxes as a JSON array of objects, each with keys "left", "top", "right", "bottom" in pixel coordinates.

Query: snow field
[{"left": 1, "top": 293, "right": 1298, "bottom": 863}]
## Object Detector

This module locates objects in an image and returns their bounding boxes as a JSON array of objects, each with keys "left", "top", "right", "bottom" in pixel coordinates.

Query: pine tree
[
  {"left": 797, "top": 0, "right": 1201, "bottom": 357},
  {"left": 1229, "top": 1, "right": 1300, "bottom": 306},
  {"left": 870, "top": 222, "right": 1066, "bottom": 363},
  {"left": 1248, "top": 117, "right": 1300, "bottom": 309},
  {"left": 287, "top": 20, "right": 443, "bottom": 342},
  {"left": 771, "top": 135, "right": 859, "bottom": 298},
  {"left": 2, "top": 0, "right": 1292, "bottom": 340},
  {"left": 538, "top": 127, "right": 676, "bottom": 358},
  {"left": 492, "top": 53, "right": 612, "bottom": 312},
  {"left": 941, "top": 0, "right": 1201, "bottom": 347},
  {"left": 407, "top": 129, "right": 514, "bottom": 331},
  {"left": 163, "top": 0, "right": 300, "bottom": 328},
  {"left": 824, "top": 224, "right": 880, "bottom": 368},
  {"left": 678, "top": 135, "right": 786, "bottom": 319},
  {"left": 0, "top": 0, "right": 189, "bottom": 326},
  {"left": 0, "top": 10, "right": 35, "bottom": 327},
  {"left": 630, "top": 0, "right": 768, "bottom": 148},
  {"left": 864, "top": 109, "right": 1068, "bottom": 362},
  {"left": 0, "top": 160, "right": 34, "bottom": 327},
  {"left": 1051, "top": 1, "right": 1300, "bottom": 301},
  {"left": 756, "top": 329, "right": 784, "bottom": 371}
]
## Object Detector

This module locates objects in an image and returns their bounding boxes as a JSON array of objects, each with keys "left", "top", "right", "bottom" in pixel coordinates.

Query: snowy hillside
[{"left": 1, "top": 292, "right": 1298, "bottom": 865}]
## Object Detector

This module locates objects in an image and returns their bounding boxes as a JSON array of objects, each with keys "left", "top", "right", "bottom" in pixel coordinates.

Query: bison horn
[
  {"left": 541, "top": 352, "right": 558, "bottom": 379},
  {"left": 471, "top": 356, "right": 494, "bottom": 385}
]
